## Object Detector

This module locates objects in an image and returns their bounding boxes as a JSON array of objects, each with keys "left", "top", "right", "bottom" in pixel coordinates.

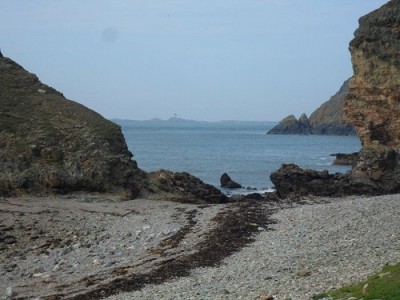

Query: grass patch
[
  {"left": 15, "top": 141, "right": 27, "bottom": 153},
  {"left": 313, "top": 262, "right": 400, "bottom": 300}
]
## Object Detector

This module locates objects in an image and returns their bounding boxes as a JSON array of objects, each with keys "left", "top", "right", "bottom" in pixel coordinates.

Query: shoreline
[{"left": 1, "top": 194, "right": 399, "bottom": 299}]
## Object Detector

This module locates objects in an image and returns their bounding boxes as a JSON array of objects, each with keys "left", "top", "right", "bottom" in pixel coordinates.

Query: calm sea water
[{"left": 116, "top": 120, "right": 361, "bottom": 193}]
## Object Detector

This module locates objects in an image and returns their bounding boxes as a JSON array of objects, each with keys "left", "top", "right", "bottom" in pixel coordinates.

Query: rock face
[
  {"left": 267, "top": 113, "right": 311, "bottom": 135},
  {"left": 331, "top": 152, "right": 359, "bottom": 166},
  {"left": 270, "top": 164, "right": 348, "bottom": 198},
  {"left": 344, "top": 0, "right": 400, "bottom": 193},
  {"left": 270, "top": 0, "right": 400, "bottom": 198},
  {"left": 268, "top": 80, "right": 355, "bottom": 135},
  {"left": 270, "top": 163, "right": 379, "bottom": 198},
  {"left": 0, "top": 56, "right": 146, "bottom": 197},
  {"left": 0, "top": 56, "right": 228, "bottom": 203},
  {"left": 146, "top": 170, "right": 228, "bottom": 203},
  {"left": 309, "top": 79, "right": 355, "bottom": 135},
  {"left": 220, "top": 173, "right": 242, "bottom": 189}
]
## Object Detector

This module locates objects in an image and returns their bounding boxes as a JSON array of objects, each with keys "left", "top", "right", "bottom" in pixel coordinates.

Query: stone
[
  {"left": 270, "top": 163, "right": 362, "bottom": 198},
  {"left": 258, "top": 295, "right": 274, "bottom": 300},
  {"left": 6, "top": 286, "right": 17, "bottom": 298},
  {"left": 331, "top": 152, "right": 359, "bottom": 166},
  {"left": 146, "top": 170, "right": 228, "bottom": 204},
  {"left": 244, "top": 193, "right": 265, "bottom": 201},
  {"left": 220, "top": 173, "right": 242, "bottom": 189}
]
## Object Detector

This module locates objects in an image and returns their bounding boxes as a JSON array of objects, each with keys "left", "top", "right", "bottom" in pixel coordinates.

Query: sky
[{"left": 0, "top": 0, "right": 389, "bottom": 122}]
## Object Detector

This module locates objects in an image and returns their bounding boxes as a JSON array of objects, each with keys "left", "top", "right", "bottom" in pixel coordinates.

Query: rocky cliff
[
  {"left": 309, "top": 79, "right": 355, "bottom": 135},
  {"left": 344, "top": 0, "right": 400, "bottom": 193},
  {"left": 0, "top": 56, "right": 147, "bottom": 197},
  {"left": 0, "top": 56, "right": 226, "bottom": 202},
  {"left": 271, "top": 0, "right": 400, "bottom": 197},
  {"left": 268, "top": 80, "right": 355, "bottom": 135}
]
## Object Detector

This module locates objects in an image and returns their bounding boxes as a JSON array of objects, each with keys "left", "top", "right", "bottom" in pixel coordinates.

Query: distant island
[{"left": 112, "top": 116, "right": 277, "bottom": 126}]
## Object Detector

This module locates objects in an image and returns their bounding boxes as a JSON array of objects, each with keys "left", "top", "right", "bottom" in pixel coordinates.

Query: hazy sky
[{"left": 1, "top": 1, "right": 388, "bottom": 121}]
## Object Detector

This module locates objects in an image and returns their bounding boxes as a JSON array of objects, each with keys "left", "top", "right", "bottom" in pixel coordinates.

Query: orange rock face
[
  {"left": 344, "top": 0, "right": 400, "bottom": 193},
  {"left": 344, "top": 0, "right": 400, "bottom": 148}
]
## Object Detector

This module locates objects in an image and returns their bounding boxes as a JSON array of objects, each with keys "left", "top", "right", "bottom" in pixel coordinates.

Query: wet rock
[
  {"left": 331, "top": 152, "right": 359, "bottom": 166},
  {"left": 220, "top": 173, "right": 242, "bottom": 189},
  {"left": 244, "top": 193, "right": 265, "bottom": 201},
  {"left": 146, "top": 170, "right": 228, "bottom": 204},
  {"left": 270, "top": 164, "right": 351, "bottom": 198},
  {"left": 228, "top": 194, "right": 246, "bottom": 202}
]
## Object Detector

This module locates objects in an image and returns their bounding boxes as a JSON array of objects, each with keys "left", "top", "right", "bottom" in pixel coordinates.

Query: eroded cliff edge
[
  {"left": 344, "top": 0, "right": 400, "bottom": 193},
  {"left": 0, "top": 56, "right": 226, "bottom": 202},
  {"left": 271, "top": 0, "right": 400, "bottom": 197}
]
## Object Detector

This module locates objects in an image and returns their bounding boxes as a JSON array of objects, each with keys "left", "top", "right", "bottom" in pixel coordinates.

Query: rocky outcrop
[
  {"left": 267, "top": 113, "right": 311, "bottom": 135},
  {"left": 0, "top": 56, "right": 227, "bottom": 203},
  {"left": 268, "top": 80, "right": 355, "bottom": 136},
  {"left": 344, "top": 0, "right": 400, "bottom": 193},
  {"left": 271, "top": 0, "right": 400, "bottom": 198},
  {"left": 0, "top": 56, "right": 147, "bottom": 197},
  {"left": 270, "top": 163, "right": 380, "bottom": 198},
  {"left": 220, "top": 173, "right": 242, "bottom": 189},
  {"left": 309, "top": 79, "right": 355, "bottom": 135},
  {"left": 331, "top": 152, "right": 359, "bottom": 166},
  {"left": 146, "top": 170, "right": 228, "bottom": 203},
  {"left": 270, "top": 164, "right": 348, "bottom": 198}
]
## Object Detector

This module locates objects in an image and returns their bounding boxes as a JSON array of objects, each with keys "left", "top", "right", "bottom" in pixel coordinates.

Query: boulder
[
  {"left": 146, "top": 170, "right": 228, "bottom": 204},
  {"left": 269, "top": 163, "right": 382, "bottom": 198},
  {"left": 270, "top": 164, "right": 348, "bottom": 198},
  {"left": 331, "top": 152, "right": 359, "bottom": 166},
  {"left": 220, "top": 173, "right": 242, "bottom": 189}
]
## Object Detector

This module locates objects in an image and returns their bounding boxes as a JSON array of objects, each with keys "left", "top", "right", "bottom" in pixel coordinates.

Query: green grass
[{"left": 313, "top": 263, "right": 400, "bottom": 300}]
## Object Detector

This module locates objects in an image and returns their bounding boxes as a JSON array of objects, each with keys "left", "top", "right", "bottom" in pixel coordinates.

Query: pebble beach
[{"left": 1, "top": 194, "right": 399, "bottom": 300}]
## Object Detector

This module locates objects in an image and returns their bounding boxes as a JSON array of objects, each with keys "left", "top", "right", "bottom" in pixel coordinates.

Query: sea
[{"left": 116, "top": 119, "right": 361, "bottom": 194}]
